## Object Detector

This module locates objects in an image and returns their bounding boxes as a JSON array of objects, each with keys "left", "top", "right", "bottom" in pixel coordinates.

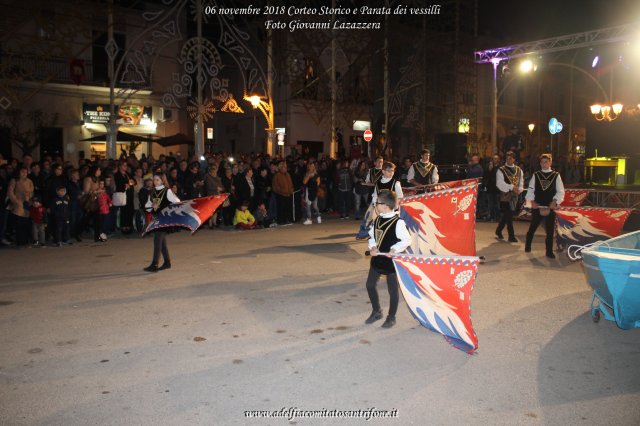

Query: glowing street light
[
  {"left": 590, "top": 103, "right": 623, "bottom": 121},
  {"left": 519, "top": 59, "right": 534, "bottom": 73},
  {"left": 248, "top": 95, "right": 261, "bottom": 108}
]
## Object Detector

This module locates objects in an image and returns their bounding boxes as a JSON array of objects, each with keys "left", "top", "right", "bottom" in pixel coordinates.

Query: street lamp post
[
  {"left": 490, "top": 59, "right": 501, "bottom": 154},
  {"left": 252, "top": 107, "right": 257, "bottom": 152},
  {"left": 106, "top": 0, "right": 119, "bottom": 160},
  {"left": 244, "top": 94, "right": 274, "bottom": 155}
]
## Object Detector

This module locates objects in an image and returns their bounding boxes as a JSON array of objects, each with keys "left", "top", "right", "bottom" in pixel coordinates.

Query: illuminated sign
[
  {"left": 83, "top": 103, "right": 152, "bottom": 125},
  {"left": 458, "top": 118, "right": 470, "bottom": 134},
  {"left": 352, "top": 120, "right": 370, "bottom": 131},
  {"left": 548, "top": 117, "right": 563, "bottom": 135}
]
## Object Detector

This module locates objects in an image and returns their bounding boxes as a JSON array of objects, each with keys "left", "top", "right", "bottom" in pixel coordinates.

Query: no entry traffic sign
[{"left": 363, "top": 129, "right": 373, "bottom": 142}]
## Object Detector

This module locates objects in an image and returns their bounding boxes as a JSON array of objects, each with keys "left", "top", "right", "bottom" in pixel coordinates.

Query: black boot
[
  {"left": 381, "top": 315, "right": 396, "bottom": 328},
  {"left": 144, "top": 264, "right": 159, "bottom": 272},
  {"left": 365, "top": 309, "right": 383, "bottom": 324},
  {"left": 495, "top": 230, "right": 504, "bottom": 240},
  {"left": 158, "top": 261, "right": 172, "bottom": 271}
]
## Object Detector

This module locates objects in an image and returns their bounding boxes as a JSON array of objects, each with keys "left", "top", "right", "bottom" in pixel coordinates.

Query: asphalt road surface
[{"left": 1, "top": 218, "right": 639, "bottom": 425}]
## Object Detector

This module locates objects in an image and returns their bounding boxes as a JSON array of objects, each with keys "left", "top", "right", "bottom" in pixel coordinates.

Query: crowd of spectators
[
  {"left": 0, "top": 147, "right": 586, "bottom": 248},
  {"left": 0, "top": 151, "right": 377, "bottom": 248}
]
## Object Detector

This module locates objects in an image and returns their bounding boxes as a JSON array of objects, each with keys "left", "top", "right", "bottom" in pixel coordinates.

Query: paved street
[{"left": 1, "top": 218, "right": 639, "bottom": 425}]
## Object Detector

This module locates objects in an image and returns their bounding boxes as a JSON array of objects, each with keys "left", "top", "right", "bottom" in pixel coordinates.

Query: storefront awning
[
  {"left": 155, "top": 133, "right": 193, "bottom": 147},
  {"left": 79, "top": 131, "right": 157, "bottom": 142}
]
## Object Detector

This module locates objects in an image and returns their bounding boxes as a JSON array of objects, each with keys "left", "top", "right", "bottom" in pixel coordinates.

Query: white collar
[
  {"left": 541, "top": 168, "right": 552, "bottom": 173},
  {"left": 379, "top": 211, "right": 397, "bottom": 218},
  {"left": 154, "top": 185, "right": 165, "bottom": 190}
]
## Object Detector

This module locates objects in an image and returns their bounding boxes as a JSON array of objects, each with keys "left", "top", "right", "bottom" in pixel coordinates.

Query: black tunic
[
  {"left": 148, "top": 187, "right": 180, "bottom": 233},
  {"left": 371, "top": 215, "right": 400, "bottom": 275},
  {"left": 375, "top": 178, "right": 398, "bottom": 196},
  {"left": 411, "top": 162, "right": 435, "bottom": 185},
  {"left": 533, "top": 171, "right": 558, "bottom": 206}
]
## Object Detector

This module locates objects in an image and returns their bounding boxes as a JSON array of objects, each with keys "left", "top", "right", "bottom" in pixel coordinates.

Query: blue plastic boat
[{"left": 581, "top": 230, "right": 640, "bottom": 329}]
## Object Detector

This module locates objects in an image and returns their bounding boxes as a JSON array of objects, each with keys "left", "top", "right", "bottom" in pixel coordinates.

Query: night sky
[{"left": 478, "top": 0, "right": 640, "bottom": 43}]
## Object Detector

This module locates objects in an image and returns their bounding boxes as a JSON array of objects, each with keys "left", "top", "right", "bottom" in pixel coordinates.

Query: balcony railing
[
  {"left": 0, "top": 53, "right": 150, "bottom": 90},
  {"left": 1, "top": 53, "right": 92, "bottom": 83}
]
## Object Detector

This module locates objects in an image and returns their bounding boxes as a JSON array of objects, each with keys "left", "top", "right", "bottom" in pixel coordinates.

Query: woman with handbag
[
  {"left": 113, "top": 161, "right": 134, "bottom": 234},
  {"left": 81, "top": 166, "right": 105, "bottom": 242},
  {"left": 302, "top": 162, "right": 321, "bottom": 225},
  {"left": 144, "top": 172, "right": 180, "bottom": 272}
]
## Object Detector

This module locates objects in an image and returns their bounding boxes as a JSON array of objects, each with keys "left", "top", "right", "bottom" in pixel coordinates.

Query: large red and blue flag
[
  {"left": 398, "top": 184, "right": 478, "bottom": 256},
  {"left": 142, "top": 194, "right": 229, "bottom": 236},
  {"left": 555, "top": 206, "right": 632, "bottom": 248},
  {"left": 392, "top": 254, "right": 479, "bottom": 354}
]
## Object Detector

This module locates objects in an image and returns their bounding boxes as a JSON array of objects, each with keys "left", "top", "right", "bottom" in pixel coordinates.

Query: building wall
[{"left": 0, "top": 0, "right": 192, "bottom": 164}]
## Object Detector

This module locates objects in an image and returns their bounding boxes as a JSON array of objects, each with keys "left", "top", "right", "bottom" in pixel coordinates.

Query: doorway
[{"left": 39, "top": 127, "right": 63, "bottom": 159}]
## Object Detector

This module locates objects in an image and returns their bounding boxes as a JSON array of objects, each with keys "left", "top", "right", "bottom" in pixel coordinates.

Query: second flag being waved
[{"left": 399, "top": 183, "right": 478, "bottom": 256}]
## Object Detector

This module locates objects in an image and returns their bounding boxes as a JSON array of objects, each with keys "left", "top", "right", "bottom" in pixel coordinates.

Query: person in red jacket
[
  {"left": 29, "top": 196, "right": 47, "bottom": 247},
  {"left": 96, "top": 179, "right": 111, "bottom": 242}
]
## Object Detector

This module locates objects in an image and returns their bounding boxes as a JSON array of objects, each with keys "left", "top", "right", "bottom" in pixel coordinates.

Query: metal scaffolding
[
  {"left": 475, "top": 21, "right": 640, "bottom": 154},
  {"left": 475, "top": 22, "right": 640, "bottom": 63}
]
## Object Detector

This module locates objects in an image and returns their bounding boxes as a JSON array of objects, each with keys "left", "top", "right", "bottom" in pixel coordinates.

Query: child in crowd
[
  {"left": 97, "top": 179, "right": 111, "bottom": 241},
  {"left": 253, "top": 201, "right": 275, "bottom": 228},
  {"left": 364, "top": 190, "right": 411, "bottom": 329},
  {"left": 51, "top": 185, "right": 71, "bottom": 246},
  {"left": 233, "top": 200, "right": 259, "bottom": 230},
  {"left": 29, "top": 196, "right": 47, "bottom": 247}
]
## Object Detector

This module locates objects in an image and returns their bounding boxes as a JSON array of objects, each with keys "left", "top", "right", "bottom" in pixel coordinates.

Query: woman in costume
[{"left": 144, "top": 172, "right": 181, "bottom": 272}]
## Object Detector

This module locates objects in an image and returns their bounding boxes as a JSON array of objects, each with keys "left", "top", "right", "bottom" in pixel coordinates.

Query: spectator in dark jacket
[
  {"left": 466, "top": 155, "right": 484, "bottom": 179},
  {"left": 183, "top": 162, "right": 204, "bottom": 199},
  {"left": 235, "top": 168, "right": 256, "bottom": 209},
  {"left": 44, "top": 164, "right": 67, "bottom": 207},
  {"left": 484, "top": 154, "right": 501, "bottom": 222},
  {"left": 66, "top": 169, "right": 83, "bottom": 241},
  {"left": 51, "top": 185, "right": 71, "bottom": 245},
  {"left": 254, "top": 167, "right": 271, "bottom": 205}
]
